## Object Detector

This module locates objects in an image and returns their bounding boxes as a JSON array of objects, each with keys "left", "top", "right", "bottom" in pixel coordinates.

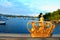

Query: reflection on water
[{"left": 0, "top": 17, "right": 60, "bottom": 34}]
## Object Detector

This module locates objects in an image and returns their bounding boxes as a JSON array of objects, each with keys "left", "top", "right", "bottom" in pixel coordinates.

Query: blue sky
[{"left": 0, "top": 0, "right": 60, "bottom": 16}]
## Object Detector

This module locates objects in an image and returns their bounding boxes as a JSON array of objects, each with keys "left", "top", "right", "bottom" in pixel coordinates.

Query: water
[
  {"left": 53, "top": 24, "right": 60, "bottom": 34},
  {"left": 0, "top": 17, "right": 60, "bottom": 34},
  {"left": 0, "top": 18, "right": 38, "bottom": 34}
]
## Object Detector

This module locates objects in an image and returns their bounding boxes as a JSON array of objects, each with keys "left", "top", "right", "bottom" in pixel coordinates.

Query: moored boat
[
  {"left": 0, "top": 21, "right": 6, "bottom": 25},
  {"left": 0, "top": 15, "right": 7, "bottom": 25}
]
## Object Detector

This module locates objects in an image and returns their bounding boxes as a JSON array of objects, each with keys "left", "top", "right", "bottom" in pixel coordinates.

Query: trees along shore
[{"left": 38, "top": 9, "right": 60, "bottom": 24}]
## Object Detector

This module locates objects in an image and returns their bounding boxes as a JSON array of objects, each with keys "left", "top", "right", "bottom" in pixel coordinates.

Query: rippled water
[{"left": 0, "top": 17, "right": 60, "bottom": 34}]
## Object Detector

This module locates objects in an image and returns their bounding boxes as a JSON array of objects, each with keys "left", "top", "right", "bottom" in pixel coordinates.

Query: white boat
[
  {"left": 0, "top": 21, "right": 6, "bottom": 24},
  {"left": 0, "top": 15, "right": 7, "bottom": 25}
]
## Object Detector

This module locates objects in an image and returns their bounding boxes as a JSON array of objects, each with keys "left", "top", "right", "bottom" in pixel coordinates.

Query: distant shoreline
[{"left": 0, "top": 14, "right": 38, "bottom": 18}]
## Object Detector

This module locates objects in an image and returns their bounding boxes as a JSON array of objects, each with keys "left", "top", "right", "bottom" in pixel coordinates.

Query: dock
[
  {"left": 0, "top": 34, "right": 60, "bottom": 40},
  {"left": 0, "top": 33, "right": 60, "bottom": 37}
]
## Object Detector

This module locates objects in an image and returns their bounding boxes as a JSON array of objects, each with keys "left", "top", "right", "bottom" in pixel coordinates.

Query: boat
[
  {"left": 0, "top": 15, "right": 7, "bottom": 25},
  {"left": 27, "top": 21, "right": 56, "bottom": 37},
  {"left": 0, "top": 21, "right": 6, "bottom": 25}
]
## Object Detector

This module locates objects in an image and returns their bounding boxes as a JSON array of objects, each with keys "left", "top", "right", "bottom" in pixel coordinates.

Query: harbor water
[{"left": 0, "top": 17, "right": 60, "bottom": 34}]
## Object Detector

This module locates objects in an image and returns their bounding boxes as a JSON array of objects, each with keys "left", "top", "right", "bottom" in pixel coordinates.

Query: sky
[{"left": 0, "top": 0, "right": 60, "bottom": 16}]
